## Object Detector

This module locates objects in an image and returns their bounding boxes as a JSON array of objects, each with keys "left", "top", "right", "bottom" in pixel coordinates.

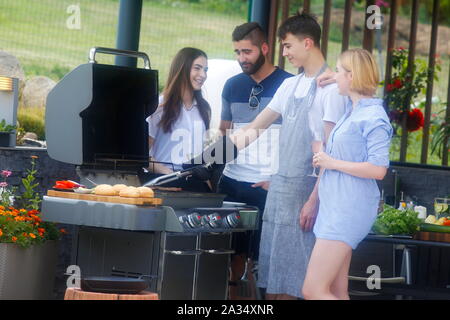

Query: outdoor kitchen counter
[
  {"left": 365, "top": 234, "right": 450, "bottom": 248},
  {"left": 350, "top": 234, "right": 450, "bottom": 299}
]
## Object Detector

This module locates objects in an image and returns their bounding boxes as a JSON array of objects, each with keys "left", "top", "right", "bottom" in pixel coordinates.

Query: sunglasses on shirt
[{"left": 248, "top": 84, "right": 264, "bottom": 109}]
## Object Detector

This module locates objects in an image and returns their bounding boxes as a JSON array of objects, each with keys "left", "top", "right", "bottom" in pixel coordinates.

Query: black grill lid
[{"left": 46, "top": 48, "right": 158, "bottom": 170}]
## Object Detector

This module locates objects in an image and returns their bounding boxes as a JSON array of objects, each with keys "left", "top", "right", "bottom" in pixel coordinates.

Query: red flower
[
  {"left": 406, "top": 108, "right": 424, "bottom": 132},
  {"left": 393, "top": 78, "right": 403, "bottom": 89}
]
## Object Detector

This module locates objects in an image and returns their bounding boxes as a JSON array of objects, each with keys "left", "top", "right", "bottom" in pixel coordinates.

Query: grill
[{"left": 41, "top": 47, "right": 259, "bottom": 300}]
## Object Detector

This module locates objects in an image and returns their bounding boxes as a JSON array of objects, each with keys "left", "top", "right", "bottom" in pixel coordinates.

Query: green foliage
[
  {"left": 384, "top": 48, "right": 431, "bottom": 115},
  {"left": 17, "top": 107, "right": 45, "bottom": 140},
  {"left": 25, "top": 64, "right": 70, "bottom": 82},
  {"left": 154, "top": 0, "right": 247, "bottom": 15},
  {"left": 14, "top": 156, "right": 41, "bottom": 211},
  {"left": 431, "top": 106, "right": 450, "bottom": 159},
  {"left": 0, "top": 119, "right": 17, "bottom": 133},
  {"left": 372, "top": 204, "right": 422, "bottom": 235}
]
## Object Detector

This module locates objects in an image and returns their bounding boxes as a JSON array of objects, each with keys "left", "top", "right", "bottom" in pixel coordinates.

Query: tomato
[{"left": 443, "top": 220, "right": 450, "bottom": 226}]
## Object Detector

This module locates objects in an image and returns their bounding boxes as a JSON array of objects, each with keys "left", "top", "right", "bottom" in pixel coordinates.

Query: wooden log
[{"left": 64, "top": 288, "right": 159, "bottom": 300}]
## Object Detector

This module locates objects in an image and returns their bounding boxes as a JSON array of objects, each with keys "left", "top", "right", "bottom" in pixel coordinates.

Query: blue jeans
[{"left": 217, "top": 175, "right": 268, "bottom": 261}]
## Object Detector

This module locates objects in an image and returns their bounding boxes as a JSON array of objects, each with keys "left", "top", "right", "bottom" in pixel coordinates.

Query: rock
[
  {"left": 22, "top": 76, "right": 56, "bottom": 109},
  {"left": 21, "top": 138, "right": 46, "bottom": 148},
  {"left": 23, "top": 132, "right": 38, "bottom": 140},
  {"left": 0, "top": 51, "right": 25, "bottom": 97}
]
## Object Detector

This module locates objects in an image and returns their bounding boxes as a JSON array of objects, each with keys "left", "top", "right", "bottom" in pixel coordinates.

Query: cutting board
[
  {"left": 414, "top": 231, "right": 450, "bottom": 243},
  {"left": 47, "top": 190, "right": 162, "bottom": 206}
]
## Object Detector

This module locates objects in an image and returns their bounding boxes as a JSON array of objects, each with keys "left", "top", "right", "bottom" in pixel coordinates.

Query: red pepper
[
  {"left": 54, "top": 180, "right": 79, "bottom": 189},
  {"left": 443, "top": 220, "right": 450, "bottom": 226}
]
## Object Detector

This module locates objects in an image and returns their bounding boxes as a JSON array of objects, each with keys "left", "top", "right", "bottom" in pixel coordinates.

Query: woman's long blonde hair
[{"left": 339, "top": 48, "right": 379, "bottom": 96}]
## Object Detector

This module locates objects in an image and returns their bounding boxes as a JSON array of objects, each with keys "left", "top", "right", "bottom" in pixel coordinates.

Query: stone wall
[{"left": 0, "top": 146, "right": 77, "bottom": 299}]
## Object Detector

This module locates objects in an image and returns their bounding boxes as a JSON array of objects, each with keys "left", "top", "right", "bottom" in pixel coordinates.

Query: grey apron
[{"left": 257, "top": 64, "right": 327, "bottom": 298}]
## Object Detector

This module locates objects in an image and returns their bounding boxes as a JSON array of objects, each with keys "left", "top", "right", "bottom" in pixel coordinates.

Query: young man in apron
[{"left": 227, "top": 13, "right": 349, "bottom": 299}]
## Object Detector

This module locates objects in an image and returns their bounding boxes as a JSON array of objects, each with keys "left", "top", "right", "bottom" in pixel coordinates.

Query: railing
[{"left": 266, "top": 0, "right": 449, "bottom": 166}]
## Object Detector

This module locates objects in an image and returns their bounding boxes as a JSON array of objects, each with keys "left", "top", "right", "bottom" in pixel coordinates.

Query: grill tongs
[{"left": 143, "top": 163, "right": 213, "bottom": 187}]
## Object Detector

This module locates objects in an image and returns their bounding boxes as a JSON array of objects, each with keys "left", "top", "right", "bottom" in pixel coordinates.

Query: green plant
[
  {"left": 383, "top": 47, "right": 439, "bottom": 132},
  {"left": 431, "top": 107, "right": 450, "bottom": 159},
  {"left": 0, "top": 158, "right": 63, "bottom": 248},
  {"left": 0, "top": 207, "right": 61, "bottom": 248},
  {"left": 0, "top": 119, "right": 16, "bottom": 133},
  {"left": 0, "top": 170, "right": 16, "bottom": 208},
  {"left": 17, "top": 108, "right": 45, "bottom": 140},
  {"left": 15, "top": 156, "right": 41, "bottom": 211},
  {"left": 372, "top": 204, "right": 422, "bottom": 235}
]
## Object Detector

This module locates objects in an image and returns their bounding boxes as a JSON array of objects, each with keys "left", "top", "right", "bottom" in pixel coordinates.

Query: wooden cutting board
[
  {"left": 47, "top": 190, "right": 162, "bottom": 206},
  {"left": 414, "top": 231, "right": 450, "bottom": 243}
]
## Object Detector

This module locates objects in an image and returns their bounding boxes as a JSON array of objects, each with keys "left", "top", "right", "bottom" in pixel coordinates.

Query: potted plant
[
  {"left": 0, "top": 156, "right": 65, "bottom": 299},
  {"left": 0, "top": 119, "right": 16, "bottom": 147},
  {"left": 383, "top": 47, "right": 439, "bottom": 133}
]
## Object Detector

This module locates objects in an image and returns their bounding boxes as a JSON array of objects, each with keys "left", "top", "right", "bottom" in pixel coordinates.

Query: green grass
[{"left": 0, "top": 0, "right": 246, "bottom": 86}]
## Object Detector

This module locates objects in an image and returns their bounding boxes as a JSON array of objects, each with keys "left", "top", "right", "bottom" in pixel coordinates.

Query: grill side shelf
[
  {"left": 41, "top": 196, "right": 181, "bottom": 232},
  {"left": 47, "top": 190, "right": 162, "bottom": 206}
]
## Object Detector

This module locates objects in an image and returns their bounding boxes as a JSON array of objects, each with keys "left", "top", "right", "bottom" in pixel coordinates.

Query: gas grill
[{"left": 41, "top": 48, "right": 259, "bottom": 300}]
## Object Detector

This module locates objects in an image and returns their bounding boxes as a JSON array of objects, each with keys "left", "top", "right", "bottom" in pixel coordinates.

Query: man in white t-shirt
[{"left": 222, "top": 13, "right": 349, "bottom": 300}]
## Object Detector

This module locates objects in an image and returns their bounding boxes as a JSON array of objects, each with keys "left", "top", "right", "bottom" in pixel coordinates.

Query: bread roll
[
  {"left": 112, "top": 184, "right": 127, "bottom": 195},
  {"left": 137, "top": 186, "right": 154, "bottom": 198},
  {"left": 119, "top": 186, "right": 140, "bottom": 198},
  {"left": 94, "top": 184, "right": 116, "bottom": 196}
]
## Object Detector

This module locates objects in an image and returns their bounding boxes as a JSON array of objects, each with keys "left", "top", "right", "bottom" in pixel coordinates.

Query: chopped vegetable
[
  {"left": 52, "top": 180, "right": 84, "bottom": 189},
  {"left": 372, "top": 204, "right": 422, "bottom": 235}
]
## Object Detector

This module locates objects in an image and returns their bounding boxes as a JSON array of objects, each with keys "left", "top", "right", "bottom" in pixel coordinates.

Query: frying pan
[{"left": 80, "top": 276, "right": 152, "bottom": 294}]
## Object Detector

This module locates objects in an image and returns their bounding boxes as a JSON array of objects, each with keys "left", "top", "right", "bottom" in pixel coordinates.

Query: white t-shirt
[
  {"left": 268, "top": 73, "right": 349, "bottom": 140},
  {"left": 146, "top": 98, "right": 206, "bottom": 171}
]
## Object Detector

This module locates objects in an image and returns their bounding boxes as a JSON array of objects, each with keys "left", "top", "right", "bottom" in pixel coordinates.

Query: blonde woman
[{"left": 302, "top": 48, "right": 393, "bottom": 300}]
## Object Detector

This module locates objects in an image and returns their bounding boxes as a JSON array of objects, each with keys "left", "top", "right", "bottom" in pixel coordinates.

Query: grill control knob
[
  {"left": 208, "top": 213, "right": 222, "bottom": 228},
  {"left": 224, "top": 213, "right": 240, "bottom": 228},
  {"left": 187, "top": 213, "right": 202, "bottom": 228},
  {"left": 201, "top": 214, "right": 210, "bottom": 227}
]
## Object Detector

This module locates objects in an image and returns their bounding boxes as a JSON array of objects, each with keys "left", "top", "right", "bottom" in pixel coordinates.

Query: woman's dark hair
[
  {"left": 159, "top": 47, "right": 211, "bottom": 133},
  {"left": 278, "top": 12, "right": 321, "bottom": 49}
]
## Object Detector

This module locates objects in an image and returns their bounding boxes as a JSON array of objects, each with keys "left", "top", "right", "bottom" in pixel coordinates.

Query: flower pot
[
  {"left": 0, "top": 132, "right": 11, "bottom": 147},
  {"left": 0, "top": 240, "right": 58, "bottom": 299}
]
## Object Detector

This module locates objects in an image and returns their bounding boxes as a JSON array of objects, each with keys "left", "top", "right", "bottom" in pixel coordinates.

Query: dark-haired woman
[{"left": 143, "top": 47, "right": 211, "bottom": 191}]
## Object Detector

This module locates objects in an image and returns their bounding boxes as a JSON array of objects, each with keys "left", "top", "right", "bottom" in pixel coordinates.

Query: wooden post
[
  {"left": 278, "top": 0, "right": 289, "bottom": 69},
  {"left": 362, "top": 0, "right": 374, "bottom": 52},
  {"left": 341, "top": 0, "right": 353, "bottom": 52},
  {"left": 302, "top": 0, "right": 310, "bottom": 14},
  {"left": 321, "top": 0, "right": 332, "bottom": 59},
  {"left": 384, "top": 0, "right": 399, "bottom": 94},
  {"left": 443, "top": 63, "right": 450, "bottom": 166},
  {"left": 420, "top": 0, "right": 440, "bottom": 164},
  {"left": 268, "top": 0, "right": 279, "bottom": 65},
  {"left": 399, "top": 0, "right": 420, "bottom": 162}
]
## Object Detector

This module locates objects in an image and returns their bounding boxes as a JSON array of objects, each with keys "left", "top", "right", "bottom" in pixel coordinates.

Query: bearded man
[{"left": 218, "top": 22, "right": 293, "bottom": 299}]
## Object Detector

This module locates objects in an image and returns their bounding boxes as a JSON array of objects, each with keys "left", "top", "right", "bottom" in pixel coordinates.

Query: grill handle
[
  {"left": 88, "top": 47, "right": 151, "bottom": 69},
  {"left": 202, "top": 249, "right": 235, "bottom": 255},
  {"left": 165, "top": 250, "right": 203, "bottom": 256}
]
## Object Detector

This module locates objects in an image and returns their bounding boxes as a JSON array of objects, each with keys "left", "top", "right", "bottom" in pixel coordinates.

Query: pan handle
[{"left": 88, "top": 47, "right": 151, "bottom": 69}]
